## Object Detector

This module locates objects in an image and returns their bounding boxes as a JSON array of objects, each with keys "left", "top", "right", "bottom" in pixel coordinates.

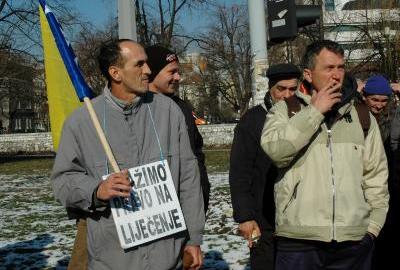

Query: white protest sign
[{"left": 104, "top": 160, "right": 187, "bottom": 249}]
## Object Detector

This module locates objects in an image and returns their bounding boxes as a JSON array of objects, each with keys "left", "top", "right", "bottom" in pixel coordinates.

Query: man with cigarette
[{"left": 261, "top": 40, "right": 389, "bottom": 270}]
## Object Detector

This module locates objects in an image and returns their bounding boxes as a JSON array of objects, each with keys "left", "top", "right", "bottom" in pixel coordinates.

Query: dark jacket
[
  {"left": 389, "top": 105, "right": 400, "bottom": 199},
  {"left": 171, "top": 95, "right": 210, "bottom": 213},
  {"left": 376, "top": 100, "right": 400, "bottom": 229},
  {"left": 372, "top": 99, "right": 400, "bottom": 270},
  {"left": 229, "top": 97, "right": 276, "bottom": 231},
  {"left": 373, "top": 99, "right": 400, "bottom": 212}
]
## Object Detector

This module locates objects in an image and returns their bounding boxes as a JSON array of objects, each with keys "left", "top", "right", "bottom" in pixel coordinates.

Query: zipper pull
[{"left": 326, "top": 129, "right": 332, "bottom": 147}]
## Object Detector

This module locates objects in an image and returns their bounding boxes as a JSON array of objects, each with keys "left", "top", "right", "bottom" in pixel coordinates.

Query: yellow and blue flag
[{"left": 39, "top": 0, "right": 94, "bottom": 150}]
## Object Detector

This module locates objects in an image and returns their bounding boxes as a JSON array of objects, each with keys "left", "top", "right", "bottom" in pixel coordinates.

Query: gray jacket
[{"left": 52, "top": 88, "right": 205, "bottom": 270}]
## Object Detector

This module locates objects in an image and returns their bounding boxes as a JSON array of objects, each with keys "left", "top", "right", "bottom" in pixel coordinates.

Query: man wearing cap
[
  {"left": 145, "top": 45, "right": 210, "bottom": 214},
  {"left": 363, "top": 75, "right": 396, "bottom": 168},
  {"left": 229, "top": 63, "right": 301, "bottom": 270},
  {"left": 363, "top": 75, "right": 393, "bottom": 117},
  {"left": 362, "top": 75, "right": 400, "bottom": 270}
]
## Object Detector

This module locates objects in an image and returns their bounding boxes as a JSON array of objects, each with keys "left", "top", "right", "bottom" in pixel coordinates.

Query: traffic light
[{"left": 267, "top": 0, "right": 321, "bottom": 44}]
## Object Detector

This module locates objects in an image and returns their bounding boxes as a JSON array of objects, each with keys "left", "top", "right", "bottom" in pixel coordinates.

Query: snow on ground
[{"left": 0, "top": 169, "right": 250, "bottom": 270}]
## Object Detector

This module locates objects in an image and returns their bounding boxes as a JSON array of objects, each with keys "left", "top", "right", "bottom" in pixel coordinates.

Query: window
[
  {"left": 26, "top": 118, "right": 32, "bottom": 130},
  {"left": 15, "top": 119, "right": 21, "bottom": 130},
  {"left": 37, "top": 122, "right": 44, "bottom": 130},
  {"left": 325, "top": 0, "right": 335, "bottom": 11},
  {"left": 326, "top": 25, "right": 360, "bottom": 32}
]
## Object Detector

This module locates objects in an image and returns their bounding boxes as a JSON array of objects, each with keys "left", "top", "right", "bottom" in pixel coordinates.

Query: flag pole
[
  {"left": 86, "top": 0, "right": 138, "bottom": 172},
  {"left": 83, "top": 97, "right": 120, "bottom": 173}
]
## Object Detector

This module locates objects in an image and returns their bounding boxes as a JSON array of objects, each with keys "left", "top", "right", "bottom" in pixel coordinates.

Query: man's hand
[
  {"left": 356, "top": 79, "right": 365, "bottom": 93},
  {"left": 183, "top": 245, "right": 202, "bottom": 270},
  {"left": 391, "top": 83, "right": 400, "bottom": 95},
  {"left": 311, "top": 79, "right": 342, "bottom": 114},
  {"left": 238, "top": 220, "right": 261, "bottom": 248},
  {"left": 96, "top": 170, "right": 131, "bottom": 201},
  {"left": 366, "top": 231, "right": 376, "bottom": 241}
]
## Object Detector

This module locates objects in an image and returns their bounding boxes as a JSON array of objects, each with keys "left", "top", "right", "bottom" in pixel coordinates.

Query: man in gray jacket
[{"left": 52, "top": 39, "right": 204, "bottom": 270}]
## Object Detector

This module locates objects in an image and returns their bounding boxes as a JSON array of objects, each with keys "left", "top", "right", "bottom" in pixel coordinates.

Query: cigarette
[{"left": 251, "top": 231, "right": 260, "bottom": 243}]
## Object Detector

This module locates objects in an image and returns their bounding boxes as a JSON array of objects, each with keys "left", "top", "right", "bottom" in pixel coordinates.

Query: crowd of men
[{"left": 51, "top": 39, "right": 399, "bottom": 270}]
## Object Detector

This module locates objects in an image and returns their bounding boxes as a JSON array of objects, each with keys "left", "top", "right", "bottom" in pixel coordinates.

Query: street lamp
[{"left": 118, "top": 0, "right": 137, "bottom": 40}]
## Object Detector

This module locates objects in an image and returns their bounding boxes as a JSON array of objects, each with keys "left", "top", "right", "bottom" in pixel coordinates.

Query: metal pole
[
  {"left": 118, "top": 0, "right": 137, "bottom": 41},
  {"left": 248, "top": 0, "right": 269, "bottom": 107}
]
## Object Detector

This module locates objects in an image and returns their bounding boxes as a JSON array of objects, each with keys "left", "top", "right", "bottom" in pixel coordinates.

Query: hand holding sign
[
  {"left": 97, "top": 170, "right": 131, "bottom": 200},
  {"left": 106, "top": 160, "right": 187, "bottom": 249}
]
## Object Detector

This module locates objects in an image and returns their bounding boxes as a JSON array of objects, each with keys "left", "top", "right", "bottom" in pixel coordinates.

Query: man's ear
[
  {"left": 303, "top": 68, "right": 312, "bottom": 84},
  {"left": 109, "top": 66, "right": 121, "bottom": 82}
]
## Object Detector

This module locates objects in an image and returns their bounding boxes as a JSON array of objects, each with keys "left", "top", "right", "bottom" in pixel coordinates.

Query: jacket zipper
[
  {"left": 283, "top": 181, "right": 299, "bottom": 213},
  {"left": 326, "top": 129, "right": 336, "bottom": 240}
]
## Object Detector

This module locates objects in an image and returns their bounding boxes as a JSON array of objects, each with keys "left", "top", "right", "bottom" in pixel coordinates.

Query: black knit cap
[
  {"left": 145, "top": 45, "right": 179, "bottom": 82},
  {"left": 266, "top": 63, "right": 301, "bottom": 88}
]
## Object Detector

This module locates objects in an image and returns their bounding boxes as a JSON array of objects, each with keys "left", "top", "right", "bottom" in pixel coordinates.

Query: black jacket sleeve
[
  {"left": 229, "top": 119, "right": 259, "bottom": 223},
  {"left": 229, "top": 106, "right": 276, "bottom": 228},
  {"left": 171, "top": 95, "right": 210, "bottom": 212}
]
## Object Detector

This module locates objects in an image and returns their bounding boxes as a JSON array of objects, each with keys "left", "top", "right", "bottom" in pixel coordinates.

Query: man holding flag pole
[{"left": 39, "top": 1, "right": 204, "bottom": 269}]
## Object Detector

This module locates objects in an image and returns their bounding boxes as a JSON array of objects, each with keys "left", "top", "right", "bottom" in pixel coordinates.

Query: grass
[
  {"left": 204, "top": 148, "right": 231, "bottom": 173},
  {"left": 0, "top": 158, "right": 54, "bottom": 175}
]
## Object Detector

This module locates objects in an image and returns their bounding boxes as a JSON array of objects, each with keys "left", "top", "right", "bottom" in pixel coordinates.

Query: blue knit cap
[{"left": 364, "top": 75, "right": 392, "bottom": 96}]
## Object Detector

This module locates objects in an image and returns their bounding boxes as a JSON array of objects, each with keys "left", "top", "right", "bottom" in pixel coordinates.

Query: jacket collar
[
  {"left": 104, "top": 86, "right": 142, "bottom": 114},
  {"left": 261, "top": 92, "right": 274, "bottom": 112}
]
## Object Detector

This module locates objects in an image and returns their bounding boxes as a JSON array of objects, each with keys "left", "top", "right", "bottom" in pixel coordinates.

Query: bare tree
[
  {"left": 74, "top": 22, "right": 118, "bottom": 95},
  {"left": 352, "top": 11, "right": 400, "bottom": 80},
  {"left": 194, "top": 4, "right": 252, "bottom": 118},
  {"left": 0, "top": 0, "right": 80, "bottom": 59},
  {"left": 0, "top": 0, "right": 88, "bottom": 92},
  {"left": 0, "top": 0, "right": 89, "bottom": 133},
  {"left": 325, "top": 5, "right": 400, "bottom": 80},
  {"left": 135, "top": 0, "right": 208, "bottom": 48},
  {"left": 73, "top": 0, "right": 212, "bottom": 96}
]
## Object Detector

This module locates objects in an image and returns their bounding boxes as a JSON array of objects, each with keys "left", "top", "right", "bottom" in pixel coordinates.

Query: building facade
[{"left": 0, "top": 55, "right": 49, "bottom": 134}]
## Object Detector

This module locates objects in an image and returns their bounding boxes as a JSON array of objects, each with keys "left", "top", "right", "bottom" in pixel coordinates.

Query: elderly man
[
  {"left": 261, "top": 40, "right": 389, "bottom": 270},
  {"left": 229, "top": 63, "right": 301, "bottom": 270},
  {"left": 52, "top": 39, "right": 204, "bottom": 270}
]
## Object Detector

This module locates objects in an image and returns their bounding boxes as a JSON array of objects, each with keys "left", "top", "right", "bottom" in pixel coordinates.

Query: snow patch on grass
[{"left": 0, "top": 172, "right": 249, "bottom": 269}]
